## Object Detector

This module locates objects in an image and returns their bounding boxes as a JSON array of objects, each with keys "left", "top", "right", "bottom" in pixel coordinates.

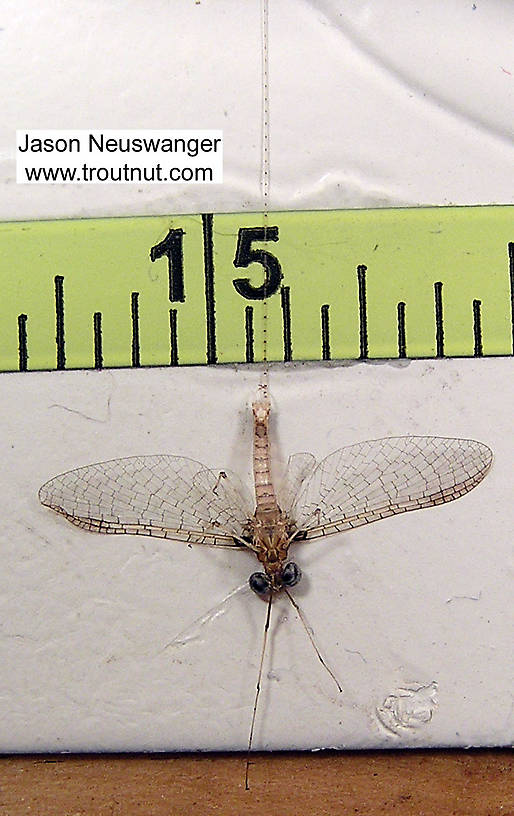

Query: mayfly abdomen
[{"left": 252, "top": 397, "right": 280, "bottom": 519}]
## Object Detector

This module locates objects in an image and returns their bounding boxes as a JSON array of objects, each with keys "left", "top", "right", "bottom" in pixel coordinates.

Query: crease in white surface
[
  {"left": 312, "top": 0, "right": 514, "bottom": 145},
  {"left": 2, "top": 0, "right": 513, "bottom": 219}
]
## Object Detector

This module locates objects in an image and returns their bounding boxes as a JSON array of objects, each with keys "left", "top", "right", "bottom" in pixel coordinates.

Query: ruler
[{"left": 1, "top": 206, "right": 513, "bottom": 372}]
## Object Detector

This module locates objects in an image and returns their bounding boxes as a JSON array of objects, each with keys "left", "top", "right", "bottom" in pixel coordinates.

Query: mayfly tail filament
[
  {"left": 284, "top": 589, "right": 343, "bottom": 694},
  {"left": 245, "top": 590, "right": 273, "bottom": 790},
  {"left": 259, "top": 0, "right": 270, "bottom": 399}
]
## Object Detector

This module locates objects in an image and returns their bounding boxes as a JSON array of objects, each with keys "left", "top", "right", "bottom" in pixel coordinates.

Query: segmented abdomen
[{"left": 252, "top": 398, "right": 279, "bottom": 518}]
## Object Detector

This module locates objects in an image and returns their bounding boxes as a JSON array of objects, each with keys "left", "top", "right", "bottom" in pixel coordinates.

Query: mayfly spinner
[
  {"left": 39, "top": 396, "right": 493, "bottom": 594},
  {"left": 39, "top": 395, "right": 492, "bottom": 785}
]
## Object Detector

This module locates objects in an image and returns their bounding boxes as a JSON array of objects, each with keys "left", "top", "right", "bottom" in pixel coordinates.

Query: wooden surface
[{"left": 0, "top": 750, "right": 512, "bottom": 815}]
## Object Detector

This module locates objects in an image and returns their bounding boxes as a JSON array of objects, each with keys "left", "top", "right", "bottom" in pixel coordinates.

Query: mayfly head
[{"left": 249, "top": 560, "right": 302, "bottom": 596}]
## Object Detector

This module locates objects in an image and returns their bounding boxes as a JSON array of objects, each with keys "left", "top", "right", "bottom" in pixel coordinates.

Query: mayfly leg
[
  {"left": 245, "top": 591, "right": 273, "bottom": 791},
  {"left": 212, "top": 470, "right": 227, "bottom": 495},
  {"left": 285, "top": 589, "right": 343, "bottom": 694},
  {"left": 160, "top": 582, "right": 250, "bottom": 651}
]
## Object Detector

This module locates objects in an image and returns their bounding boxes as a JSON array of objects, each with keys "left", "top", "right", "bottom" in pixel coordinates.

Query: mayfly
[{"left": 39, "top": 395, "right": 492, "bottom": 784}]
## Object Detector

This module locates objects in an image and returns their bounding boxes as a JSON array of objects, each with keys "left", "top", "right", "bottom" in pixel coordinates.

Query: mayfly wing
[
  {"left": 39, "top": 455, "right": 255, "bottom": 546},
  {"left": 287, "top": 436, "right": 492, "bottom": 540},
  {"left": 277, "top": 452, "right": 317, "bottom": 513}
]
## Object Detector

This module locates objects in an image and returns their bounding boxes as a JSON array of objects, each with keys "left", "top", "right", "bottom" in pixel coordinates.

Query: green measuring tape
[{"left": 1, "top": 206, "right": 513, "bottom": 371}]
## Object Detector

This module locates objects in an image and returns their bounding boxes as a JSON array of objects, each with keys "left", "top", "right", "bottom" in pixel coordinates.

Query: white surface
[
  {"left": 0, "top": 360, "right": 512, "bottom": 751},
  {"left": 1, "top": 0, "right": 513, "bottom": 220}
]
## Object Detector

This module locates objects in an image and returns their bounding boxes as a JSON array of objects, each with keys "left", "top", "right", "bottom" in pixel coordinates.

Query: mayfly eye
[
  {"left": 249, "top": 572, "right": 271, "bottom": 596},
  {"left": 281, "top": 562, "right": 302, "bottom": 587}
]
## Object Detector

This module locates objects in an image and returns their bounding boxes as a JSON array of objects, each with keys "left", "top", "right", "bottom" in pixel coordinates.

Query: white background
[
  {"left": 0, "top": 0, "right": 513, "bottom": 219},
  {"left": 0, "top": 361, "right": 512, "bottom": 750}
]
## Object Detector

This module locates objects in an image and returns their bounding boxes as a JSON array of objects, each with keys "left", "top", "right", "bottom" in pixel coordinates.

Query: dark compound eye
[
  {"left": 249, "top": 572, "right": 271, "bottom": 596},
  {"left": 281, "top": 561, "right": 302, "bottom": 587}
]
